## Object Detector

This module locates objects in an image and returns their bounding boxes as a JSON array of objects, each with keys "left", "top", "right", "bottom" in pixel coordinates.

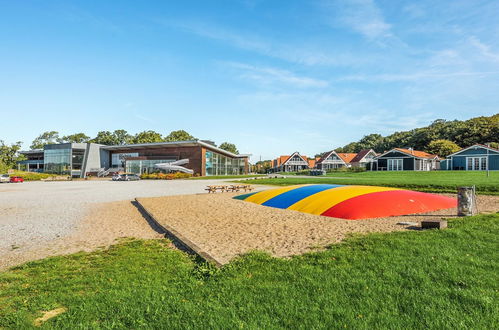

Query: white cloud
[
  {"left": 338, "top": 70, "right": 499, "bottom": 82},
  {"left": 226, "top": 62, "right": 329, "bottom": 88},
  {"left": 468, "top": 36, "right": 499, "bottom": 63},
  {"left": 323, "top": 0, "right": 392, "bottom": 40},
  {"left": 162, "top": 20, "right": 363, "bottom": 67}
]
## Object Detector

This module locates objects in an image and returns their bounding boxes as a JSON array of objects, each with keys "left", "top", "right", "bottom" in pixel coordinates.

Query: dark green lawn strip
[
  {"left": 189, "top": 175, "right": 266, "bottom": 180},
  {"left": 242, "top": 171, "right": 499, "bottom": 194},
  {"left": 1, "top": 215, "right": 498, "bottom": 328}
]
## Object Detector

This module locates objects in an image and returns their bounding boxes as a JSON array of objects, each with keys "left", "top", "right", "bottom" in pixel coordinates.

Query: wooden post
[{"left": 457, "top": 186, "right": 476, "bottom": 216}]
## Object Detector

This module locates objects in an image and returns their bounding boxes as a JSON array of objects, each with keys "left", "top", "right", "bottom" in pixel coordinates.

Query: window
[
  {"left": 125, "top": 159, "right": 176, "bottom": 174},
  {"left": 205, "top": 151, "right": 245, "bottom": 176},
  {"left": 467, "top": 157, "right": 487, "bottom": 171},
  {"left": 44, "top": 148, "right": 71, "bottom": 174},
  {"left": 388, "top": 159, "right": 403, "bottom": 171}
]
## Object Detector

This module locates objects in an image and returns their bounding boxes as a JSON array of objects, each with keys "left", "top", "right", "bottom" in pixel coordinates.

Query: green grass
[
  {"left": 189, "top": 174, "right": 266, "bottom": 180},
  {"left": 1, "top": 214, "right": 498, "bottom": 328},
  {"left": 246, "top": 171, "right": 499, "bottom": 194}
]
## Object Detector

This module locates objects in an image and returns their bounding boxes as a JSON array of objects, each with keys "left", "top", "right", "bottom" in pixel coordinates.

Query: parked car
[
  {"left": 0, "top": 174, "right": 10, "bottom": 183},
  {"left": 10, "top": 176, "right": 24, "bottom": 183},
  {"left": 111, "top": 174, "right": 122, "bottom": 181},
  {"left": 114, "top": 173, "right": 140, "bottom": 181}
]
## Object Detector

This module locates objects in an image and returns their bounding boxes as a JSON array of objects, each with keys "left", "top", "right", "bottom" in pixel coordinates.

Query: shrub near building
[{"left": 140, "top": 172, "right": 193, "bottom": 180}]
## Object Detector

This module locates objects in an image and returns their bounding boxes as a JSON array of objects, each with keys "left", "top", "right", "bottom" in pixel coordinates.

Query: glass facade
[
  {"left": 43, "top": 148, "right": 71, "bottom": 175},
  {"left": 72, "top": 149, "right": 85, "bottom": 170},
  {"left": 205, "top": 151, "right": 246, "bottom": 176},
  {"left": 125, "top": 159, "right": 176, "bottom": 174},
  {"left": 112, "top": 152, "right": 139, "bottom": 168}
]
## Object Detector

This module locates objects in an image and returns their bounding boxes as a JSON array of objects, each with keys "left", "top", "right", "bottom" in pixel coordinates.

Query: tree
[
  {"left": 426, "top": 139, "right": 461, "bottom": 157},
  {"left": 59, "top": 133, "right": 90, "bottom": 143},
  {"left": 164, "top": 130, "right": 195, "bottom": 142},
  {"left": 0, "top": 140, "right": 24, "bottom": 170},
  {"left": 357, "top": 134, "right": 384, "bottom": 152},
  {"left": 132, "top": 130, "right": 164, "bottom": 144},
  {"left": 91, "top": 131, "right": 117, "bottom": 145},
  {"left": 112, "top": 129, "right": 132, "bottom": 145},
  {"left": 91, "top": 130, "right": 132, "bottom": 145},
  {"left": 219, "top": 142, "right": 239, "bottom": 154},
  {"left": 336, "top": 142, "right": 359, "bottom": 153},
  {"left": 30, "top": 131, "right": 60, "bottom": 149}
]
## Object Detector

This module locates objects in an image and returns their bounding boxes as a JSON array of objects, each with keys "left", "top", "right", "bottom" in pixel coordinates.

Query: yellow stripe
[
  {"left": 288, "top": 185, "right": 400, "bottom": 215},
  {"left": 245, "top": 185, "right": 309, "bottom": 204}
]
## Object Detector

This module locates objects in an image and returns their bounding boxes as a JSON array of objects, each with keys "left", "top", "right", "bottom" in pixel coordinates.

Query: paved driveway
[{"left": 0, "top": 179, "right": 257, "bottom": 255}]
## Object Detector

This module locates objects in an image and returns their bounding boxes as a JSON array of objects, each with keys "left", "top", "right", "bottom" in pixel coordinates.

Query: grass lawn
[
  {"left": 189, "top": 174, "right": 266, "bottom": 180},
  {"left": 248, "top": 171, "right": 499, "bottom": 194},
  {"left": 1, "top": 214, "right": 498, "bottom": 328}
]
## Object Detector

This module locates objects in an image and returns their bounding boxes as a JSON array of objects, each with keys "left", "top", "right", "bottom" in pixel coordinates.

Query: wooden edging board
[{"left": 134, "top": 198, "right": 224, "bottom": 267}]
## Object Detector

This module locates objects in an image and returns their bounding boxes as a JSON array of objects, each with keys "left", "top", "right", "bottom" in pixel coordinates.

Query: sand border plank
[{"left": 134, "top": 198, "right": 223, "bottom": 267}]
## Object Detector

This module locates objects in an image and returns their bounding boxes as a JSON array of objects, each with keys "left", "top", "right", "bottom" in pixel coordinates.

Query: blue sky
[{"left": 1, "top": 0, "right": 498, "bottom": 161}]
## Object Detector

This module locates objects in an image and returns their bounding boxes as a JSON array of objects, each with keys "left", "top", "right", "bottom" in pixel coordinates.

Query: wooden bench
[
  {"left": 206, "top": 185, "right": 254, "bottom": 193},
  {"left": 205, "top": 185, "right": 229, "bottom": 193}
]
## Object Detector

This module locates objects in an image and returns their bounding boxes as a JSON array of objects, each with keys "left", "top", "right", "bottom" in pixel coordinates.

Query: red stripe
[{"left": 321, "top": 190, "right": 457, "bottom": 220}]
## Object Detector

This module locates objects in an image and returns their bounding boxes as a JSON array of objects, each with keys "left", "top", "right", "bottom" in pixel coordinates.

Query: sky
[{"left": 1, "top": 0, "right": 498, "bottom": 161}]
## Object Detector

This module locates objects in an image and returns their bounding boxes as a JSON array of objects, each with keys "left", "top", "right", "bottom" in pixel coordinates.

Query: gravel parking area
[{"left": 0, "top": 179, "right": 262, "bottom": 270}]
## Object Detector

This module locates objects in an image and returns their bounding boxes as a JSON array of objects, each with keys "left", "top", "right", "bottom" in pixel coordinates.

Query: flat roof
[
  {"left": 19, "top": 149, "right": 44, "bottom": 155},
  {"left": 101, "top": 140, "right": 250, "bottom": 158}
]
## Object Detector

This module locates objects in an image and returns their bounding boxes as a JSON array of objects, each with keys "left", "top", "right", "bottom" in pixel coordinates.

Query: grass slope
[
  {"left": 248, "top": 171, "right": 499, "bottom": 194},
  {"left": 1, "top": 214, "right": 498, "bottom": 328}
]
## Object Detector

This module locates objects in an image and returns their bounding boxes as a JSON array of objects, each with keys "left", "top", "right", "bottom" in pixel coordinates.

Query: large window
[
  {"left": 44, "top": 148, "right": 71, "bottom": 174},
  {"left": 206, "top": 151, "right": 245, "bottom": 176},
  {"left": 467, "top": 157, "right": 487, "bottom": 171},
  {"left": 112, "top": 153, "right": 139, "bottom": 168},
  {"left": 125, "top": 159, "right": 176, "bottom": 174},
  {"left": 388, "top": 159, "right": 403, "bottom": 171},
  {"left": 72, "top": 149, "right": 85, "bottom": 170}
]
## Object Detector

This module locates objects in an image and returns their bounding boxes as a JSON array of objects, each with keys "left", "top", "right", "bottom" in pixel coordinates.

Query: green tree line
[
  {"left": 333, "top": 114, "right": 499, "bottom": 157},
  {"left": 29, "top": 129, "right": 238, "bottom": 153}
]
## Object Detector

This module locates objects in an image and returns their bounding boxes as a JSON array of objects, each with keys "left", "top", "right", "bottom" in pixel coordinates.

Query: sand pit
[{"left": 137, "top": 193, "right": 499, "bottom": 264}]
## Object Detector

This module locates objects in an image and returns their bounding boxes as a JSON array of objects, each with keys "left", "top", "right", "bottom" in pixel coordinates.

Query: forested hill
[{"left": 334, "top": 114, "right": 499, "bottom": 157}]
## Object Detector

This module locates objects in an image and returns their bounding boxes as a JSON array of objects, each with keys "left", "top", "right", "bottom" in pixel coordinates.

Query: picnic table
[{"left": 205, "top": 184, "right": 254, "bottom": 193}]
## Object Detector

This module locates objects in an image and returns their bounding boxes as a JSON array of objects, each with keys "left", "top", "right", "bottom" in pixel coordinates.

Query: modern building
[
  {"left": 373, "top": 148, "right": 439, "bottom": 171},
  {"left": 315, "top": 151, "right": 357, "bottom": 170},
  {"left": 18, "top": 140, "right": 250, "bottom": 177},
  {"left": 440, "top": 144, "right": 499, "bottom": 170}
]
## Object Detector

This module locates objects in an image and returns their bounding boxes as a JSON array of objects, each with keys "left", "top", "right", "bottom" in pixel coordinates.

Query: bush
[
  {"left": 9, "top": 171, "right": 60, "bottom": 181},
  {"left": 140, "top": 172, "right": 193, "bottom": 180}
]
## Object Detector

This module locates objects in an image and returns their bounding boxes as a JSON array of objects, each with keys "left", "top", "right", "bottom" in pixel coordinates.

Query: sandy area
[
  {"left": 138, "top": 193, "right": 499, "bottom": 264},
  {"left": 0, "top": 201, "right": 163, "bottom": 271}
]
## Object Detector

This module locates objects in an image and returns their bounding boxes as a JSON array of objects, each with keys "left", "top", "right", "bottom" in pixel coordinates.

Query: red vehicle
[{"left": 10, "top": 176, "right": 24, "bottom": 183}]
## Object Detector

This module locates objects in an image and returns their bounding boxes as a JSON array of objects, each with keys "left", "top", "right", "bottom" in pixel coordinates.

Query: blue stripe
[{"left": 262, "top": 184, "right": 343, "bottom": 209}]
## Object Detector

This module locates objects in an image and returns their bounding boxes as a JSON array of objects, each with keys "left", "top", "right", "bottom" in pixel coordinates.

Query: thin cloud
[
  {"left": 323, "top": 0, "right": 392, "bottom": 40},
  {"left": 134, "top": 113, "right": 154, "bottom": 123},
  {"left": 338, "top": 70, "right": 499, "bottom": 82},
  {"left": 469, "top": 36, "right": 499, "bottom": 63},
  {"left": 226, "top": 62, "right": 329, "bottom": 88},
  {"left": 161, "top": 19, "right": 362, "bottom": 67}
]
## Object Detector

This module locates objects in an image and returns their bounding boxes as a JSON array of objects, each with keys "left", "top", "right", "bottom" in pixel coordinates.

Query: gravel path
[{"left": 0, "top": 179, "right": 263, "bottom": 269}]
